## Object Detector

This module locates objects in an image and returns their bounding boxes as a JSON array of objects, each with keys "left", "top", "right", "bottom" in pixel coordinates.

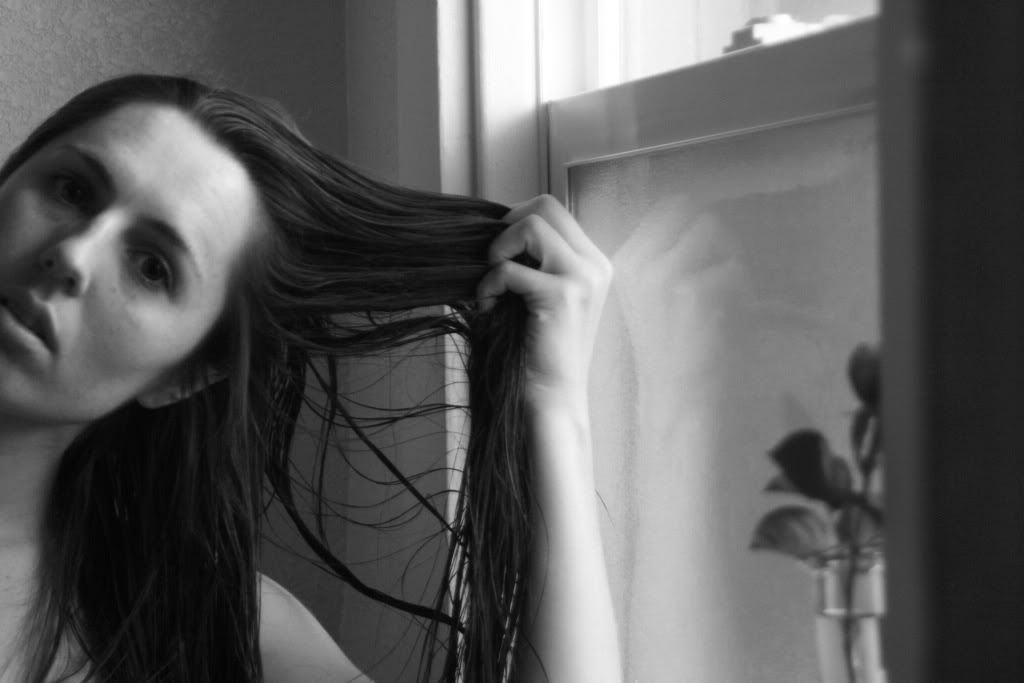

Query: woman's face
[{"left": 0, "top": 102, "right": 267, "bottom": 428}]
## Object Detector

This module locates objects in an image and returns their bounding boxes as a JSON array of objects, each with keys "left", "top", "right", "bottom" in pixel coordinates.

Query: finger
[
  {"left": 476, "top": 260, "right": 560, "bottom": 312},
  {"left": 489, "top": 214, "right": 578, "bottom": 275},
  {"left": 503, "top": 194, "right": 604, "bottom": 260}
]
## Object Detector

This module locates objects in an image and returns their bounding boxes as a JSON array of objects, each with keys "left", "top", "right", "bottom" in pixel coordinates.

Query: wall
[
  {"left": 0, "top": 0, "right": 219, "bottom": 159},
  {"left": 0, "top": 0, "right": 346, "bottom": 162},
  {"left": 0, "top": 0, "right": 348, "bottom": 649},
  {"left": 340, "top": 4, "right": 452, "bottom": 681},
  {"left": 345, "top": 0, "right": 441, "bottom": 191}
]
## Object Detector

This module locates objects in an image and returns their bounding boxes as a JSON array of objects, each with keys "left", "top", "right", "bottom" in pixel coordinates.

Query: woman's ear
[{"left": 137, "top": 368, "right": 228, "bottom": 409}]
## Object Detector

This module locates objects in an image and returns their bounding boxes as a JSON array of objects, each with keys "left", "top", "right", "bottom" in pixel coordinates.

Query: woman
[{"left": 0, "top": 74, "right": 619, "bottom": 682}]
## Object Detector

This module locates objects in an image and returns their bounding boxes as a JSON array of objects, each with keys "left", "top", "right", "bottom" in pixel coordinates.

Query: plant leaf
[
  {"left": 847, "top": 343, "right": 880, "bottom": 410},
  {"left": 837, "top": 504, "right": 884, "bottom": 547},
  {"left": 750, "top": 505, "right": 838, "bottom": 561},
  {"left": 763, "top": 473, "right": 800, "bottom": 494},
  {"left": 769, "top": 430, "right": 853, "bottom": 509}
]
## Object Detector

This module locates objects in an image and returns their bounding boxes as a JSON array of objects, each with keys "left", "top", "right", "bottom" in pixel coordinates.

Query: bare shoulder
[{"left": 258, "top": 573, "right": 371, "bottom": 683}]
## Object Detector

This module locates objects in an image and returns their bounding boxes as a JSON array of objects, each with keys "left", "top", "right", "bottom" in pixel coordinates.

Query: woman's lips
[{"left": 0, "top": 291, "right": 58, "bottom": 353}]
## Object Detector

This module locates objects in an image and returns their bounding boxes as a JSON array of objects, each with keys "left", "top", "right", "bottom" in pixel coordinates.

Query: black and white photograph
[{"left": 0, "top": 1, "right": 1019, "bottom": 681}]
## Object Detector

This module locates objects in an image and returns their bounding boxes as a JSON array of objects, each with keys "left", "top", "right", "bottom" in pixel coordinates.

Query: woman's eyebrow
[
  {"left": 55, "top": 143, "right": 201, "bottom": 280},
  {"left": 139, "top": 219, "right": 201, "bottom": 280},
  {"left": 55, "top": 143, "right": 114, "bottom": 192}
]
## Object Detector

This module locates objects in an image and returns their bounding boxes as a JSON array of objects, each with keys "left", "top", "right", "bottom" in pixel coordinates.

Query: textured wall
[
  {"left": 0, "top": 0, "right": 223, "bottom": 159},
  {"left": 0, "top": 0, "right": 345, "bottom": 160},
  {"left": 344, "top": 1, "right": 399, "bottom": 181},
  {"left": 0, "top": 0, "right": 348, "bottom": 645}
]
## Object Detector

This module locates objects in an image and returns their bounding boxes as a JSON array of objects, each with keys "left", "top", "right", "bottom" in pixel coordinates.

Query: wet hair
[{"left": 0, "top": 74, "right": 538, "bottom": 682}]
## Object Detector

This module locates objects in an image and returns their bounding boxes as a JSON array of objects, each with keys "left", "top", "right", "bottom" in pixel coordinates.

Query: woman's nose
[
  {"left": 36, "top": 248, "right": 84, "bottom": 296},
  {"left": 35, "top": 211, "right": 118, "bottom": 297}
]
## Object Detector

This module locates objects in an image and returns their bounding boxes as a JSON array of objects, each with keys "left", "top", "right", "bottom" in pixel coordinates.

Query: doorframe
[{"left": 881, "top": 2, "right": 1024, "bottom": 680}]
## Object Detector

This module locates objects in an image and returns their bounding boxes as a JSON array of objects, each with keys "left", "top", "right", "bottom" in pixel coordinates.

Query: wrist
[
  {"left": 524, "top": 391, "right": 595, "bottom": 489},
  {"left": 524, "top": 379, "right": 589, "bottom": 418}
]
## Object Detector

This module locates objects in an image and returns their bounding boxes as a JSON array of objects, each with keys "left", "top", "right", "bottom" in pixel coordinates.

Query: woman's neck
[{"left": 0, "top": 419, "right": 80, "bottom": 549}]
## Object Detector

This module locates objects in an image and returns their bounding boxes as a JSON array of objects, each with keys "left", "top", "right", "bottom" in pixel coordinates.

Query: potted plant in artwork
[{"left": 750, "top": 343, "right": 885, "bottom": 683}]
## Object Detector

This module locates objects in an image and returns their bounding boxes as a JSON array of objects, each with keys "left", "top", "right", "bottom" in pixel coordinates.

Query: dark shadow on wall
[{"left": 203, "top": 0, "right": 347, "bottom": 159}]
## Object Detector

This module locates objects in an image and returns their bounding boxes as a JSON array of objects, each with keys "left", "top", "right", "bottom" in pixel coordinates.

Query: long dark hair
[{"left": 0, "top": 74, "right": 536, "bottom": 682}]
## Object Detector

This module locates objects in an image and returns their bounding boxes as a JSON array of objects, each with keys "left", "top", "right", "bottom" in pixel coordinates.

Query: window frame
[{"left": 546, "top": 17, "right": 878, "bottom": 205}]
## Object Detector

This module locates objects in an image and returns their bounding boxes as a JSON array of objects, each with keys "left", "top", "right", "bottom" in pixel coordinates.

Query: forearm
[{"left": 516, "top": 390, "right": 622, "bottom": 682}]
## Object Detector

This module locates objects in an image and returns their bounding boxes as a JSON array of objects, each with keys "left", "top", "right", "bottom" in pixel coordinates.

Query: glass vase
[{"left": 813, "top": 549, "right": 887, "bottom": 683}]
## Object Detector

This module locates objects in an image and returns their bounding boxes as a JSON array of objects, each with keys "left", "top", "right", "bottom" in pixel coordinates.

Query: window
[
  {"left": 436, "top": 4, "right": 880, "bottom": 679},
  {"left": 538, "top": 0, "right": 879, "bottom": 100},
  {"left": 544, "top": 11, "right": 880, "bottom": 683}
]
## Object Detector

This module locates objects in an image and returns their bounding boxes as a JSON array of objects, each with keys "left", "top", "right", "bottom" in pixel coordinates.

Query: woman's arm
[
  {"left": 517, "top": 393, "right": 622, "bottom": 682},
  {"left": 477, "top": 195, "right": 622, "bottom": 682}
]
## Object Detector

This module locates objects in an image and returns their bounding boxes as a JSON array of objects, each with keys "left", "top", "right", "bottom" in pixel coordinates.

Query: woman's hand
[{"left": 476, "top": 194, "right": 613, "bottom": 407}]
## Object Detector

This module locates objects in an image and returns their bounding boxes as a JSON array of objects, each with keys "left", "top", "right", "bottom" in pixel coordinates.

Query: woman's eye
[
  {"left": 130, "top": 251, "right": 173, "bottom": 291},
  {"left": 51, "top": 174, "right": 94, "bottom": 209}
]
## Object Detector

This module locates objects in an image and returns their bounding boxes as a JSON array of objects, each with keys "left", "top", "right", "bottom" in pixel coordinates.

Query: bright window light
[{"left": 539, "top": 0, "right": 880, "bottom": 101}]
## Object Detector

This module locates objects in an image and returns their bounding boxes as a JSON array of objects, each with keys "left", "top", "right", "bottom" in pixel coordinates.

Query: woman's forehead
[{"left": 46, "top": 103, "right": 269, "bottom": 284}]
